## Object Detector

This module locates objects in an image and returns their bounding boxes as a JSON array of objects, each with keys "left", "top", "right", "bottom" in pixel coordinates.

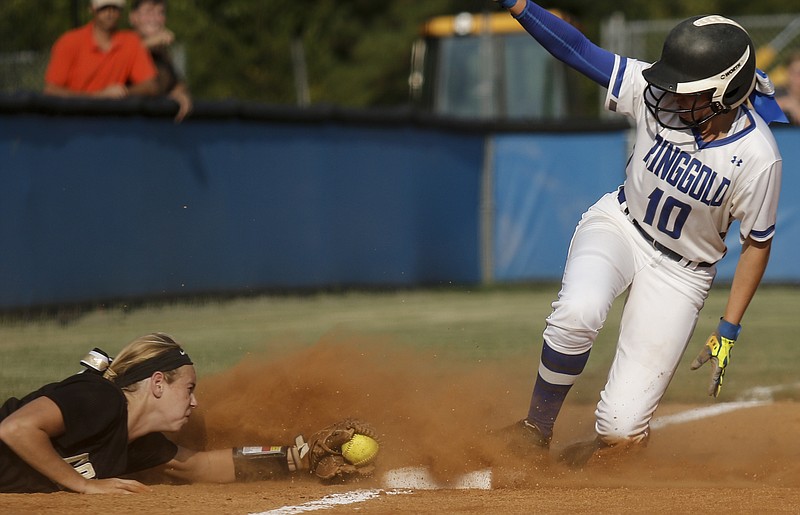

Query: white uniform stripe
[{"left": 538, "top": 362, "right": 578, "bottom": 386}]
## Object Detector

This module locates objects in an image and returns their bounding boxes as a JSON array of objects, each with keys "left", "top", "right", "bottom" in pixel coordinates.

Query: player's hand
[
  {"left": 143, "top": 28, "right": 175, "bottom": 49},
  {"left": 94, "top": 84, "right": 128, "bottom": 99},
  {"left": 690, "top": 318, "right": 741, "bottom": 397},
  {"left": 169, "top": 88, "right": 193, "bottom": 123},
  {"left": 79, "top": 477, "right": 151, "bottom": 494}
]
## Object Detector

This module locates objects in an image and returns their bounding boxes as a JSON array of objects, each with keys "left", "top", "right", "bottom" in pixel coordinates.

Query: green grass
[{"left": 1, "top": 284, "right": 798, "bottom": 403}]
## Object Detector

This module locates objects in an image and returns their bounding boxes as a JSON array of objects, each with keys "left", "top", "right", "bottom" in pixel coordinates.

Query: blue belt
[{"left": 617, "top": 188, "right": 713, "bottom": 268}]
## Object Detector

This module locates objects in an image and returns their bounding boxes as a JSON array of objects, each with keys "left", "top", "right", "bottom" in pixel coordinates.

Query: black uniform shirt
[{"left": 0, "top": 372, "right": 178, "bottom": 493}]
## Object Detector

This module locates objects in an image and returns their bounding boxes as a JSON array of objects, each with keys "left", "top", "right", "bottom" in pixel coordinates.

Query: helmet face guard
[
  {"left": 642, "top": 15, "right": 756, "bottom": 130},
  {"left": 644, "top": 87, "right": 723, "bottom": 129}
]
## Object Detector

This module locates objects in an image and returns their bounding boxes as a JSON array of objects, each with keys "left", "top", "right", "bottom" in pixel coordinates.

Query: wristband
[
  {"left": 232, "top": 435, "right": 309, "bottom": 482},
  {"left": 232, "top": 446, "right": 292, "bottom": 481},
  {"left": 717, "top": 318, "right": 742, "bottom": 340}
]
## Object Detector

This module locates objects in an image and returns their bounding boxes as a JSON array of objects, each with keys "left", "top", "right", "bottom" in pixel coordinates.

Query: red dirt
[{"left": 3, "top": 332, "right": 799, "bottom": 514}]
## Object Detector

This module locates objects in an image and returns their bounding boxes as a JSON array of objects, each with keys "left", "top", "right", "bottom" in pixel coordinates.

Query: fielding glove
[
  {"left": 690, "top": 318, "right": 741, "bottom": 397},
  {"left": 306, "top": 418, "right": 379, "bottom": 480}
]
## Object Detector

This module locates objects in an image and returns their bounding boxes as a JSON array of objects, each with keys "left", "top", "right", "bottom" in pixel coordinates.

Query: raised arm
[{"left": 499, "top": 0, "right": 616, "bottom": 87}]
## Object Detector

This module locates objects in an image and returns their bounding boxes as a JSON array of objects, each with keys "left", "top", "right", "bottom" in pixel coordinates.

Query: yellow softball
[{"left": 341, "top": 434, "right": 379, "bottom": 466}]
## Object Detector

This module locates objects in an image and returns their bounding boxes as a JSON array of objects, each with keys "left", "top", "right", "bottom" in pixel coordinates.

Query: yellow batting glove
[{"left": 690, "top": 319, "right": 741, "bottom": 397}]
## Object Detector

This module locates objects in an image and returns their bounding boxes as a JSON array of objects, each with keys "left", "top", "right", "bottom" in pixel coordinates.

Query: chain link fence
[
  {"left": 0, "top": 51, "right": 50, "bottom": 93},
  {"left": 3, "top": 13, "right": 799, "bottom": 105},
  {"left": 595, "top": 13, "right": 800, "bottom": 118},
  {"left": 601, "top": 13, "right": 800, "bottom": 88},
  {"left": 0, "top": 46, "right": 187, "bottom": 95}
]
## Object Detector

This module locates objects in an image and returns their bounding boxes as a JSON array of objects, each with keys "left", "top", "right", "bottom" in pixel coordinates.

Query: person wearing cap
[
  {"left": 44, "top": 0, "right": 158, "bottom": 99},
  {"left": 495, "top": 0, "right": 785, "bottom": 467},
  {"left": 0, "top": 333, "right": 310, "bottom": 493}
]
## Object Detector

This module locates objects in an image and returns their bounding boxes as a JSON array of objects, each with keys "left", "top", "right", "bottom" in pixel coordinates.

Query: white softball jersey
[{"left": 606, "top": 57, "right": 782, "bottom": 265}]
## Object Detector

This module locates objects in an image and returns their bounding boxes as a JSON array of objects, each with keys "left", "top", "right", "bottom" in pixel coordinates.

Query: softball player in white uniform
[{"left": 496, "top": 0, "right": 785, "bottom": 465}]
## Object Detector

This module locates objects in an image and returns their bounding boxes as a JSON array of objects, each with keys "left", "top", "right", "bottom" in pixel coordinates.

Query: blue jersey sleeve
[{"left": 514, "top": 2, "right": 616, "bottom": 87}]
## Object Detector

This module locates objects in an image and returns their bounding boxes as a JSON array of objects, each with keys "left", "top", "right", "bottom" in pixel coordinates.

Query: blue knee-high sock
[{"left": 527, "top": 341, "right": 590, "bottom": 438}]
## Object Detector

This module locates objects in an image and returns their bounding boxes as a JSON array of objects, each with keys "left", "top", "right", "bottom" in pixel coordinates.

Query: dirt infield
[{"left": 3, "top": 334, "right": 800, "bottom": 514}]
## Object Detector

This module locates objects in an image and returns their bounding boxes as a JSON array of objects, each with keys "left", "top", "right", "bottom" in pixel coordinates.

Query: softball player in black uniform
[{"left": 0, "top": 333, "right": 327, "bottom": 493}]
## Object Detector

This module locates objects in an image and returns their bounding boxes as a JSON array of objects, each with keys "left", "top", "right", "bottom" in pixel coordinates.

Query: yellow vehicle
[{"left": 409, "top": 11, "right": 577, "bottom": 120}]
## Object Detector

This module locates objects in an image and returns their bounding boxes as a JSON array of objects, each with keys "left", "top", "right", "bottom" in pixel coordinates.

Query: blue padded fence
[
  {"left": 0, "top": 95, "right": 797, "bottom": 309},
  {"left": 0, "top": 101, "right": 483, "bottom": 308}
]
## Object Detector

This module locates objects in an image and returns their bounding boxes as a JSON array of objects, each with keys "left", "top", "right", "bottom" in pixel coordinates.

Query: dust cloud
[
  {"left": 177, "top": 330, "right": 537, "bottom": 482},
  {"left": 176, "top": 330, "right": 800, "bottom": 489}
]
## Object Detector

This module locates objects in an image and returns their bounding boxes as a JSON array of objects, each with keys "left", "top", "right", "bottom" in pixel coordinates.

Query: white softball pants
[{"left": 542, "top": 191, "right": 716, "bottom": 443}]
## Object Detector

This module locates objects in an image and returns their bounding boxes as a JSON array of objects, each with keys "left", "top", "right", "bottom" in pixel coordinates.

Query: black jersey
[{"left": 0, "top": 372, "right": 178, "bottom": 493}]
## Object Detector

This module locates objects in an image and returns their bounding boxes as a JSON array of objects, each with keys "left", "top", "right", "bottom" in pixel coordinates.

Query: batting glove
[
  {"left": 690, "top": 318, "right": 741, "bottom": 397},
  {"left": 495, "top": 0, "right": 519, "bottom": 9}
]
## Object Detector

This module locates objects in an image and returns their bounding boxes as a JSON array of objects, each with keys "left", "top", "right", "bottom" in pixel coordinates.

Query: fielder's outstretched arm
[
  {"left": 499, "top": 0, "right": 615, "bottom": 87},
  {"left": 158, "top": 447, "right": 237, "bottom": 483},
  {"left": 156, "top": 444, "right": 305, "bottom": 484},
  {"left": 140, "top": 419, "right": 378, "bottom": 485}
]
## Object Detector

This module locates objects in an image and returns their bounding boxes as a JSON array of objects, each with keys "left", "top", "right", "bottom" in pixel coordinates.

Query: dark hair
[{"left": 132, "top": 0, "right": 167, "bottom": 9}]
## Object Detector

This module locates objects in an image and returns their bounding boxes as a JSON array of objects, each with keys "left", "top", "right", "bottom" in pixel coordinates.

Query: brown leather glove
[{"left": 305, "top": 418, "right": 379, "bottom": 480}]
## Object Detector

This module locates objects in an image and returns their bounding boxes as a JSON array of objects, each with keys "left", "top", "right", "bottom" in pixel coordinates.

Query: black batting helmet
[{"left": 642, "top": 15, "right": 756, "bottom": 129}]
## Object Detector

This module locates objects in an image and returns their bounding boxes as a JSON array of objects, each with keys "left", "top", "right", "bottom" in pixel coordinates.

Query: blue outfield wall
[
  {"left": 491, "top": 131, "right": 626, "bottom": 281},
  {"left": 491, "top": 127, "right": 800, "bottom": 284},
  {"left": 0, "top": 112, "right": 483, "bottom": 308},
  {"left": 1, "top": 97, "right": 798, "bottom": 309}
]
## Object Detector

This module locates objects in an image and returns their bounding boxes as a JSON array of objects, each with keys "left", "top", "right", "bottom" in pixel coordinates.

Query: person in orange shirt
[{"left": 44, "top": 0, "right": 157, "bottom": 99}]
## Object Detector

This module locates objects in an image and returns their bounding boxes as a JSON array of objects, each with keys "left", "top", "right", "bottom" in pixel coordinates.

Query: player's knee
[
  {"left": 595, "top": 415, "right": 650, "bottom": 444},
  {"left": 556, "top": 291, "right": 610, "bottom": 333},
  {"left": 545, "top": 295, "right": 608, "bottom": 354}
]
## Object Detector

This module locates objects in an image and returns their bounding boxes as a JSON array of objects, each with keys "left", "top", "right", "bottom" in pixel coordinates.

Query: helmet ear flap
[{"left": 722, "top": 72, "right": 757, "bottom": 111}]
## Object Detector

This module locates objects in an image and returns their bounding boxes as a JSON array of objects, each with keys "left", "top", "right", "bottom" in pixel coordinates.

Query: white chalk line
[
  {"left": 250, "top": 468, "right": 492, "bottom": 515},
  {"left": 251, "top": 489, "right": 410, "bottom": 515},
  {"left": 737, "top": 381, "right": 800, "bottom": 401},
  {"left": 383, "top": 466, "right": 492, "bottom": 490},
  {"left": 650, "top": 382, "right": 800, "bottom": 429},
  {"left": 649, "top": 400, "right": 769, "bottom": 429},
  {"left": 254, "top": 383, "right": 797, "bottom": 514}
]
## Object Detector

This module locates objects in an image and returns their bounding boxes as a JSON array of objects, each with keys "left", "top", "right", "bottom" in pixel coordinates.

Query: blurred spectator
[
  {"left": 130, "top": 0, "right": 193, "bottom": 122},
  {"left": 44, "top": 0, "right": 157, "bottom": 99},
  {"left": 777, "top": 51, "right": 800, "bottom": 125}
]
